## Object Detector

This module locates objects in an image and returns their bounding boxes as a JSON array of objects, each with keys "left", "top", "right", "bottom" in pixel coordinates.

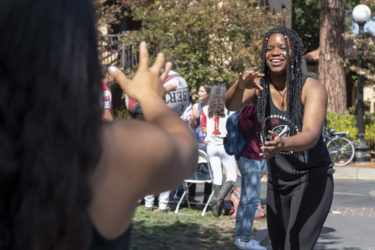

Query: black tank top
[
  {"left": 265, "top": 76, "right": 334, "bottom": 190},
  {"left": 90, "top": 225, "right": 132, "bottom": 250}
]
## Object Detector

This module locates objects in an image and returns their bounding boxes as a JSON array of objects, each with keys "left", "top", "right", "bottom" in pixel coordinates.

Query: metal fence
[{"left": 98, "top": 34, "right": 138, "bottom": 71}]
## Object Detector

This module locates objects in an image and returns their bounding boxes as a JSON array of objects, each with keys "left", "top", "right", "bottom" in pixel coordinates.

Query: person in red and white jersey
[
  {"left": 102, "top": 72, "right": 114, "bottom": 122},
  {"left": 124, "top": 70, "right": 189, "bottom": 210},
  {"left": 124, "top": 70, "right": 189, "bottom": 119},
  {"left": 200, "top": 83, "right": 237, "bottom": 217}
]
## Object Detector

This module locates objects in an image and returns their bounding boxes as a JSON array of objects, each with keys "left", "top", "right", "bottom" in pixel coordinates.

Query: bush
[
  {"left": 326, "top": 110, "right": 375, "bottom": 150},
  {"left": 326, "top": 110, "right": 358, "bottom": 141},
  {"left": 365, "top": 115, "right": 375, "bottom": 150},
  {"left": 122, "top": 0, "right": 287, "bottom": 93}
]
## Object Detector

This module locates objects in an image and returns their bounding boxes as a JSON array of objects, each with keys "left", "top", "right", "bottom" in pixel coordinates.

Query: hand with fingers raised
[
  {"left": 108, "top": 41, "right": 172, "bottom": 103},
  {"left": 238, "top": 71, "right": 265, "bottom": 91},
  {"left": 260, "top": 130, "right": 285, "bottom": 159}
]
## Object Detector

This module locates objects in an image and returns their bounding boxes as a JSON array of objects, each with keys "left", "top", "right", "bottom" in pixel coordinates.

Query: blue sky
[{"left": 352, "top": 17, "right": 375, "bottom": 35}]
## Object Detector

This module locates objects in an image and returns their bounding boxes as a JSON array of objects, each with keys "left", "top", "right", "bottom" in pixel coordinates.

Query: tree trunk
[{"left": 319, "top": 0, "right": 346, "bottom": 114}]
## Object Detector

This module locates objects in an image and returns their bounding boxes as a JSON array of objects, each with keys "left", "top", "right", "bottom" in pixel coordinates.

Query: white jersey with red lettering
[
  {"left": 200, "top": 106, "right": 232, "bottom": 145},
  {"left": 102, "top": 82, "right": 112, "bottom": 113}
]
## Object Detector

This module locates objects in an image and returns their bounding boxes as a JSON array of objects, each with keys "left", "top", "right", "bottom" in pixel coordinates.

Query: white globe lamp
[{"left": 352, "top": 4, "right": 371, "bottom": 24}]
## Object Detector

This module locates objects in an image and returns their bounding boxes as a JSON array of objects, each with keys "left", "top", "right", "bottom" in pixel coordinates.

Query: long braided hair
[
  {"left": 208, "top": 83, "right": 227, "bottom": 118},
  {"left": 256, "top": 27, "right": 304, "bottom": 145}
]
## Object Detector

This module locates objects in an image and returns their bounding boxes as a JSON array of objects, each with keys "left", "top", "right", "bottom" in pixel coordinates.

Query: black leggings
[{"left": 267, "top": 174, "right": 334, "bottom": 250}]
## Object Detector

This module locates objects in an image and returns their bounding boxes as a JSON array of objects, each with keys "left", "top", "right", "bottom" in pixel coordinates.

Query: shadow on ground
[{"left": 130, "top": 218, "right": 236, "bottom": 250}]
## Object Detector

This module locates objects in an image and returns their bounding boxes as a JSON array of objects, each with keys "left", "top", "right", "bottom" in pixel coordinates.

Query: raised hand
[
  {"left": 108, "top": 42, "right": 172, "bottom": 102},
  {"left": 237, "top": 71, "right": 265, "bottom": 91}
]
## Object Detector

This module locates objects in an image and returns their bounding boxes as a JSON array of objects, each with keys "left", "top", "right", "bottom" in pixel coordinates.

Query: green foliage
[
  {"left": 122, "top": 0, "right": 285, "bottom": 95},
  {"left": 292, "top": 0, "right": 373, "bottom": 54},
  {"left": 292, "top": 0, "right": 321, "bottom": 53},
  {"left": 365, "top": 114, "right": 375, "bottom": 149},
  {"left": 326, "top": 110, "right": 358, "bottom": 141},
  {"left": 343, "top": 2, "right": 375, "bottom": 88},
  {"left": 326, "top": 110, "right": 375, "bottom": 150},
  {"left": 113, "top": 104, "right": 132, "bottom": 120},
  {"left": 94, "top": 0, "right": 124, "bottom": 33},
  {"left": 344, "top": 32, "right": 375, "bottom": 83}
]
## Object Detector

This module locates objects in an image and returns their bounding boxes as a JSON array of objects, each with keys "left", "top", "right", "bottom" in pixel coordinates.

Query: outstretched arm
[{"left": 89, "top": 42, "right": 197, "bottom": 239}]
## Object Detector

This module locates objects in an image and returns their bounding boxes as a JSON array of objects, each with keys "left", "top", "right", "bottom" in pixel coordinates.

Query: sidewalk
[{"left": 333, "top": 158, "right": 375, "bottom": 180}]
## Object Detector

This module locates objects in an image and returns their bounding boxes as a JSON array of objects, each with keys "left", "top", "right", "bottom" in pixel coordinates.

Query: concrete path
[{"left": 333, "top": 160, "right": 375, "bottom": 180}]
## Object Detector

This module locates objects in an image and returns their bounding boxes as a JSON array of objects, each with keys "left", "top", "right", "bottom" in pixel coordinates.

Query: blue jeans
[
  {"left": 235, "top": 157, "right": 262, "bottom": 241},
  {"left": 260, "top": 159, "right": 268, "bottom": 175}
]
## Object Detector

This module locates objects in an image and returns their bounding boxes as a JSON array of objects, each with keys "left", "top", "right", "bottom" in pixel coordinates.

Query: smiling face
[
  {"left": 198, "top": 86, "right": 209, "bottom": 104},
  {"left": 265, "top": 33, "right": 291, "bottom": 76}
]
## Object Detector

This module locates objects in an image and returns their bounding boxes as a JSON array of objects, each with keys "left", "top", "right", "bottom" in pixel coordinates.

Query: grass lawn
[{"left": 130, "top": 205, "right": 266, "bottom": 250}]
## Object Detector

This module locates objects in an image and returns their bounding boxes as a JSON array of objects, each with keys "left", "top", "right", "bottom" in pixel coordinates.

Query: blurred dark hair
[
  {"left": 0, "top": 0, "right": 102, "bottom": 249},
  {"left": 208, "top": 83, "right": 226, "bottom": 118},
  {"left": 256, "top": 27, "right": 304, "bottom": 144}
]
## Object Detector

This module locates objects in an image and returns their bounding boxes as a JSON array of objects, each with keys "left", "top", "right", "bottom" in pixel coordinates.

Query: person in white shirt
[
  {"left": 102, "top": 72, "right": 114, "bottom": 122},
  {"left": 200, "top": 83, "right": 238, "bottom": 217}
]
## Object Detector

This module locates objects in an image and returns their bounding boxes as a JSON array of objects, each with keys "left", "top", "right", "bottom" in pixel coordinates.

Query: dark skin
[
  {"left": 89, "top": 42, "right": 197, "bottom": 239},
  {"left": 225, "top": 33, "right": 328, "bottom": 159}
]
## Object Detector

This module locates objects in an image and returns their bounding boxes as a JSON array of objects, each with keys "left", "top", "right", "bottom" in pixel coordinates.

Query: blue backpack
[{"left": 224, "top": 111, "right": 248, "bottom": 160}]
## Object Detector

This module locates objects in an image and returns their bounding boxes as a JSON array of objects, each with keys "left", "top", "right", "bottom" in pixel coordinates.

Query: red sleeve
[
  {"left": 238, "top": 104, "right": 257, "bottom": 140},
  {"left": 200, "top": 110, "right": 207, "bottom": 127}
]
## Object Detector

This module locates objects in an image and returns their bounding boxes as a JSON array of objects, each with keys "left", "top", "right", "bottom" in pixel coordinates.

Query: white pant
[
  {"left": 144, "top": 190, "right": 170, "bottom": 210},
  {"left": 207, "top": 143, "right": 238, "bottom": 185}
]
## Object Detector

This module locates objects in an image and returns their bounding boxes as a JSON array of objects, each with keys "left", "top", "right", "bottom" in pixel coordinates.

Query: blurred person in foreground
[{"left": 0, "top": 0, "right": 197, "bottom": 250}]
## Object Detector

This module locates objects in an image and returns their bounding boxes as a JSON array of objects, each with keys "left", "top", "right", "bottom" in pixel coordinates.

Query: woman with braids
[
  {"left": 0, "top": 0, "right": 197, "bottom": 249},
  {"left": 225, "top": 27, "right": 334, "bottom": 250},
  {"left": 200, "top": 83, "right": 238, "bottom": 217}
]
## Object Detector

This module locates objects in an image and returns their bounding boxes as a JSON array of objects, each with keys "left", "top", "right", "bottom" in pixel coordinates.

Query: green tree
[
  {"left": 94, "top": 0, "right": 123, "bottom": 33},
  {"left": 345, "top": 0, "right": 375, "bottom": 84},
  {"left": 292, "top": 0, "right": 321, "bottom": 53},
  {"left": 292, "top": 0, "right": 368, "bottom": 54},
  {"left": 293, "top": 0, "right": 373, "bottom": 114},
  {"left": 122, "top": 0, "right": 286, "bottom": 93}
]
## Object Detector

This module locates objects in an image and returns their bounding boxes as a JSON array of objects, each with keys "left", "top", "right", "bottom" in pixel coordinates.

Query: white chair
[{"left": 174, "top": 149, "right": 214, "bottom": 216}]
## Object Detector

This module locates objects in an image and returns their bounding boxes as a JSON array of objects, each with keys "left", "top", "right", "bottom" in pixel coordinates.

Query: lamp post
[{"left": 352, "top": 4, "right": 372, "bottom": 163}]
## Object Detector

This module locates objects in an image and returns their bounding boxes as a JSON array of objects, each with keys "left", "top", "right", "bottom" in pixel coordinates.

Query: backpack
[
  {"left": 223, "top": 111, "right": 248, "bottom": 160},
  {"left": 229, "top": 187, "right": 265, "bottom": 219}
]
